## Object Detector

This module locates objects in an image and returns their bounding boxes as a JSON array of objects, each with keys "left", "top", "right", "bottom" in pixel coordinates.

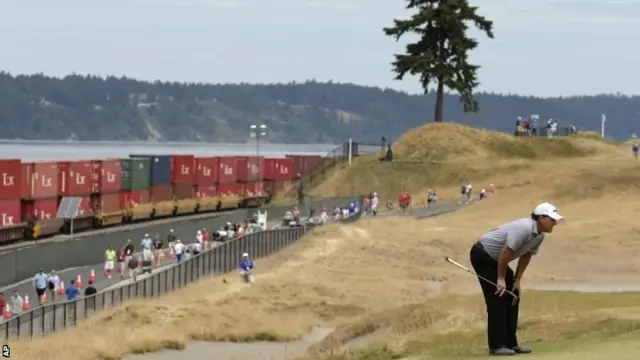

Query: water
[{"left": 0, "top": 141, "right": 340, "bottom": 161}]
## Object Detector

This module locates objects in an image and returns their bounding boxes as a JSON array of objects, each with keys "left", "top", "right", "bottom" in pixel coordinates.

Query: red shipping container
[
  {"left": 22, "top": 198, "right": 58, "bottom": 222},
  {"left": 217, "top": 182, "right": 241, "bottom": 197},
  {"left": 195, "top": 157, "right": 220, "bottom": 185},
  {"left": 59, "top": 160, "right": 93, "bottom": 196},
  {"left": 218, "top": 157, "right": 238, "bottom": 184},
  {"left": 76, "top": 196, "right": 94, "bottom": 217},
  {"left": 21, "top": 162, "right": 60, "bottom": 200},
  {"left": 236, "top": 156, "right": 264, "bottom": 182},
  {"left": 240, "top": 181, "right": 264, "bottom": 197},
  {"left": 120, "top": 189, "right": 150, "bottom": 208},
  {"left": 0, "top": 160, "right": 21, "bottom": 201},
  {"left": 274, "top": 158, "right": 293, "bottom": 181},
  {"left": 149, "top": 184, "right": 173, "bottom": 202},
  {"left": 171, "top": 155, "right": 196, "bottom": 184},
  {"left": 93, "top": 193, "right": 121, "bottom": 213},
  {"left": 173, "top": 183, "right": 194, "bottom": 200},
  {"left": 0, "top": 199, "right": 21, "bottom": 227},
  {"left": 264, "top": 158, "right": 293, "bottom": 181},
  {"left": 263, "top": 158, "right": 275, "bottom": 181},
  {"left": 91, "top": 159, "right": 121, "bottom": 193},
  {"left": 194, "top": 184, "right": 217, "bottom": 198}
]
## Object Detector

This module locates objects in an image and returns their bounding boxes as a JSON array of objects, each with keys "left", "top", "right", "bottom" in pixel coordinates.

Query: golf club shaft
[{"left": 445, "top": 257, "right": 519, "bottom": 300}]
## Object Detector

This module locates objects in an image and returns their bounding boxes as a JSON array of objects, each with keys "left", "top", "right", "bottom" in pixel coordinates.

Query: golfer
[{"left": 470, "top": 202, "right": 563, "bottom": 356}]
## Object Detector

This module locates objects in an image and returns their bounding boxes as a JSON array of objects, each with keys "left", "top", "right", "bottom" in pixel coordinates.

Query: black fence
[{"left": 0, "top": 203, "right": 364, "bottom": 340}]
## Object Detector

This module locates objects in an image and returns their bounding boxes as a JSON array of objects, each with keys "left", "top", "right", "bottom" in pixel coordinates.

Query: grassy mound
[
  {"left": 305, "top": 123, "right": 629, "bottom": 204},
  {"left": 393, "top": 123, "right": 608, "bottom": 161}
]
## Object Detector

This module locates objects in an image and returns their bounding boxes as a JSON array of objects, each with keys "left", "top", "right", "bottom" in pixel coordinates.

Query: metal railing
[{"left": 0, "top": 208, "right": 363, "bottom": 340}]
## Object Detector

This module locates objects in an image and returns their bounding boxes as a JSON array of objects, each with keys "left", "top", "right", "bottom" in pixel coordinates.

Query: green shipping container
[{"left": 120, "top": 158, "right": 151, "bottom": 190}]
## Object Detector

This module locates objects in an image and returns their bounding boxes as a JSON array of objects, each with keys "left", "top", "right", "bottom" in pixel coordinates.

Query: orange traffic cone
[
  {"left": 89, "top": 269, "right": 96, "bottom": 283},
  {"left": 137, "top": 255, "right": 143, "bottom": 267},
  {"left": 169, "top": 248, "right": 175, "bottom": 259},
  {"left": 58, "top": 281, "right": 65, "bottom": 295},
  {"left": 76, "top": 274, "right": 83, "bottom": 288},
  {"left": 3, "top": 304, "right": 11, "bottom": 319},
  {"left": 40, "top": 292, "right": 48, "bottom": 304},
  {"left": 23, "top": 295, "right": 31, "bottom": 311},
  {"left": 159, "top": 251, "right": 165, "bottom": 262}
]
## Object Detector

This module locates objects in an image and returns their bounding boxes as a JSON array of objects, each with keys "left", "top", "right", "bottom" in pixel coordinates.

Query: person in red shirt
[
  {"left": 0, "top": 292, "right": 5, "bottom": 313},
  {"left": 403, "top": 192, "right": 412, "bottom": 214}
]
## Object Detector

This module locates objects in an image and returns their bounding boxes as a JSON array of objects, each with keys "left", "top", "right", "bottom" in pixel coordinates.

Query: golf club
[{"left": 444, "top": 256, "right": 519, "bottom": 305}]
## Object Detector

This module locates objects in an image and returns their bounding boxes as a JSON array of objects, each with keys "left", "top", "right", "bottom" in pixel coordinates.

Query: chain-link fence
[{"left": 0, "top": 206, "right": 363, "bottom": 340}]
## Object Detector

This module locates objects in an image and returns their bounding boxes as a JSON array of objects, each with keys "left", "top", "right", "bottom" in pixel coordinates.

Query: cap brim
[{"left": 549, "top": 212, "right": 564, "bottom": 221}]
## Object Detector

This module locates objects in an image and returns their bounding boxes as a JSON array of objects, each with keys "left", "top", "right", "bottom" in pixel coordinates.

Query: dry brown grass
[{"left": 11, "top": 124, "right": 640, "bottom": 360}]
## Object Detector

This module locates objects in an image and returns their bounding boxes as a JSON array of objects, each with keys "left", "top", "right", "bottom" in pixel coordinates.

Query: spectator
[
  {"left": 292, "top": 206, "right": 300, "bottom": 224},
  {"left": 65, "top": 280, "right": 80, "bottom": 301},
  {"left": 127, "top": 255, "right": 139, "bottom": 281},
  {"left": 84, "top": 280, "right": 98, "bottom": 310},
  {"left": 320, "top": 206, "right": 328, "bottom": 223},
  {"left": 239, "top": 253, "right": 255, "bottom": 284},
  {"left": 167, "top": 229, "right": 177, "bottom": 249},
  {"left": 141, "top": 234, "right": 153, "bottom": 261},
  {"left": 153, "top": 234, "right": 164, "bottom": 262},
  {"left": 348, "top": 202, "right": 356, "bottom": 216},
  {"left": 633, "top": 143, "right": 638, "bottom": 160},
  {"left": 371, "top": 192, "right": 379, "bottom": 215},
  {"left": 104, "top": 246, "right": 117, "bottom": 279},
  {"left": 124, "top": 239, "right": 135, "bottom": 264},
  {"left": 196, "top": 230, "right": 204, "bottom": 245},
  {"left": 33, "top": 269, "right": 48, "bottom": 305},
  {"left": 117, "top": 245, "right": 127, "bottom": 279},
  {"left": 193, "top": 240, "right": 203, "bottom": 256},
  {"left": 48, "top": 270, "right": 61, "bottom": 301},
  {"left": 10, "top": 291, "right": 23, "bottom": 316},
  {"left": 84, "top": 280, "right": 97, "bottom": 297},
  {"left": 0, "top": 293, "right": 5, "bottom": 314},
  {"left": 174, "top": 240, "right": 186, "bottom": 263}
]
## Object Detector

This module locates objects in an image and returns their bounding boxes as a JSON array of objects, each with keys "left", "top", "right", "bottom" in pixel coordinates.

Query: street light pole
[{"left": 249, "top": 124, "right": 267, "bottom": 191}]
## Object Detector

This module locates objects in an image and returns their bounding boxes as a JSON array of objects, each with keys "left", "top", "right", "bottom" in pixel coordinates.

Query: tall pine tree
[{"left": 384, "top": 0, "right": 494, "bottom": 122}]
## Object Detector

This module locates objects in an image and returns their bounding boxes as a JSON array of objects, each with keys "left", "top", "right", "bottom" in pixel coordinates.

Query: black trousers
[{"left": 469, "top": 242, "right": 520, "bottom": 350}]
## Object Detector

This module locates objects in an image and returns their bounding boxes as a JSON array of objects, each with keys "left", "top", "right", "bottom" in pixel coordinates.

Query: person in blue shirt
[
  {"left": 32, "top": 269, "right": 49, "bottom": 305},
  {"left": 239, "top": 253, "right": 255, "bottom": 284},
  {"left": 65, "top": 280, "right": 80, "bottom": 301},
  {"left": 348, "top": 202, "right": 356, "bottom": 215}
]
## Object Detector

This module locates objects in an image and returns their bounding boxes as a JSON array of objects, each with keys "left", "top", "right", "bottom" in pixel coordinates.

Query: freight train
[{"left": 0, "top": 154, "right": 328, "bottom": 245}]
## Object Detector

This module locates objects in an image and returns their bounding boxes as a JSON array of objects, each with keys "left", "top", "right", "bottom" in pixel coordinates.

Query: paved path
[{"left": 1, "top": 247, "right": 177, "bottom": 312}]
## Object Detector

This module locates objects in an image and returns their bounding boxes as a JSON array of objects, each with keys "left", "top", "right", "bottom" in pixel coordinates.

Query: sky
[{"left": 0, "top": 0, "right": 638, "bottom": 97}]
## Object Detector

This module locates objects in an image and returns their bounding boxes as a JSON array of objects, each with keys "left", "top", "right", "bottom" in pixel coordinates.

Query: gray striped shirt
[{"left": 478, "top": 218, "right": 544, "bottom": 261}]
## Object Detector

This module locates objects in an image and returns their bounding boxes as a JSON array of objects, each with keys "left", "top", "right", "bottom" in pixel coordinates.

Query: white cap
[
  {"left": 533, "top": 202, "right": 564, "bottom": 221},
  {"left": 242, "top": 253, "right": 249, "bottom": 257}
]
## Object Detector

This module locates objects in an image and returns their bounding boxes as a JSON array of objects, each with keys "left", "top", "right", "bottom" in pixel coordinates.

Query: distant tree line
[{"left": 0, "top": 72, "right": 637, "bottom": 142}]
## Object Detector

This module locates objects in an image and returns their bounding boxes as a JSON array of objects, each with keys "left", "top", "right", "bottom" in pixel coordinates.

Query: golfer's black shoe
[
  {"left": 511, "top": 345, "right": 532, "bottom": 354},
  {"left": 489, "top": 347, "right": 516, "bottom": 356}
]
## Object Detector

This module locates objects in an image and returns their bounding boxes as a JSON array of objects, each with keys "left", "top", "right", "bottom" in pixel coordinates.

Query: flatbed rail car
[{"left": 0, "top": 192, "right": 270, "bottom": 244}]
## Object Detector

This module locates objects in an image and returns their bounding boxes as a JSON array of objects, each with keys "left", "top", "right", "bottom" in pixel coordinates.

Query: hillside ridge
[{"left": 1, "top": 72, "right": 639, "bottom": 142}]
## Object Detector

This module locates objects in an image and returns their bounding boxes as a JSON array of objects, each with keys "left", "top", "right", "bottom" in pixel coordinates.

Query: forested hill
[{"left": 0, "top": 72, "right": 637, "bottom": 143}]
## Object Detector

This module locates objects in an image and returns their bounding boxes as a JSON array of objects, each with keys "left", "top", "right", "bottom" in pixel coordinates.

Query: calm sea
[{"left": 0, "top": 141, "right": 341, "bottom": 161}]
